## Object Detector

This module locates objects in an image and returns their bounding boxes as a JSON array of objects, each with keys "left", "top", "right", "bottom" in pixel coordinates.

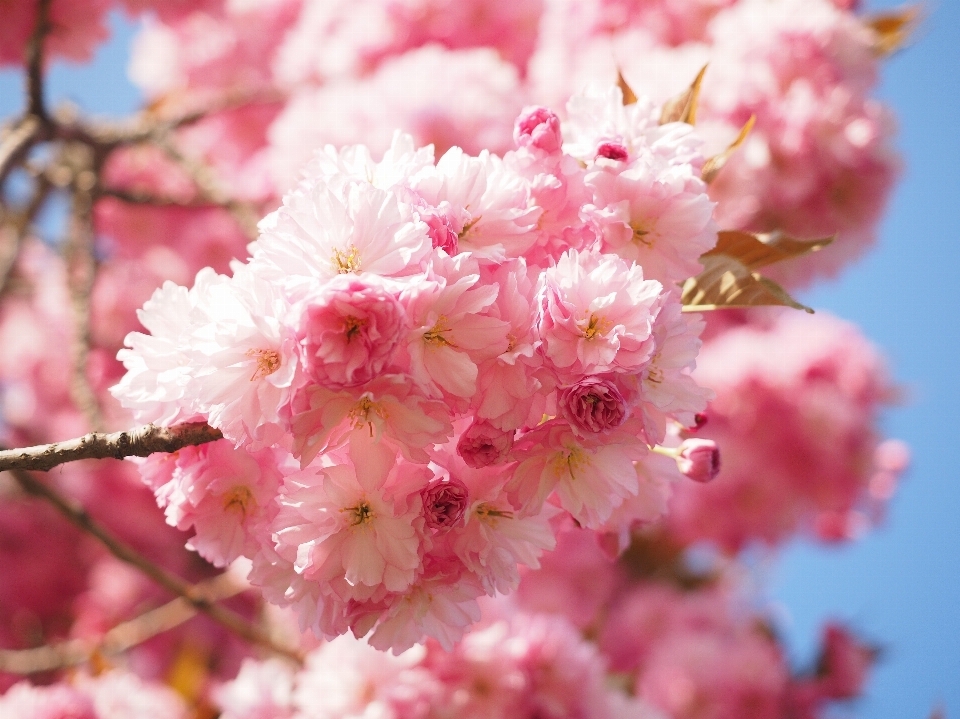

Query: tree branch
[
  {"left": 0, "top": 572, "right": 250, "bottom": 674},
  {"left": 0, "top": 422, "right": 223, "bottom": 473},
  {"left": 0, "top": 116, "right": 44, "bottom": 189},
  {"left": 25, "top": 0, "right": 54, "bottom": 119},
  {"left": 99, "top": 186, "right": 229, "bottom": 209},
  {"left": 155, "top": 137, "right": 261, "bottom": 240},
  {"left": 0, "top": 173, "right": 52, "bottom": 296},
  {"left": 62, "top": 143, "right": 105, "bottom": 432},
  {"left": 5, "top": 466, "right": 303, "bottom": 663}
]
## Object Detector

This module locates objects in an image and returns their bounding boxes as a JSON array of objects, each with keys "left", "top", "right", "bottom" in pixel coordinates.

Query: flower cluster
[{"left": 113, "top": 89, "right": 715, "bottom": 651}]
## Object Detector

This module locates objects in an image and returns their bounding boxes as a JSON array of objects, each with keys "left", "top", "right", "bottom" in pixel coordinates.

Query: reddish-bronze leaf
[
  {"left": 681, "top": 254, "right": 814, "bottom": 313},
  {"left": 617, "top": 69, "right": 638, "bottom": 106},
  {"left": 705, "top": 230, "right": 834, "bottom": 271},
  {"left": 659, "top": 65, "right": 708, "bottom": 125},
  {"left": 701, "top": 115, "right": 755, "bottom": 184},
  {"left": 866, "top": 5, "right": 920, "bottom": 56}
]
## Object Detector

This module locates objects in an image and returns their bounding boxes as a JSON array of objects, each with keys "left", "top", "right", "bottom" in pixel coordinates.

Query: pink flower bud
[
  {"left": 677, "top": 438, "right": 720, "bottom": 483},
  {"left": 456, "top": 421, "right": 515, "bottom": 468},
  {"left": 514, "top": 106, "right": 563, "bottom": 153},
  {"left": 558, "top": 377, "right": 627, "bottom": 433},
  {"left": 691, "top": 412, "right": 708, "bottom": 431},
  {"left": 595, "top": 142, "right": 629, "bottom": 162},
  {"left": 817, "top": 624, "right": 875, "bottom": 700},
  {"left": 421, "top": 477, "right": 469, "bottom": 531}
]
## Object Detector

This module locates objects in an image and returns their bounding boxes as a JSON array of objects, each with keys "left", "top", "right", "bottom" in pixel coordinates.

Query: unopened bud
[
  {"left": 514, "top": 106, "right": 563, "bottom": 153},
  {"left": 676, "top": 438, "right": 720, "bottom": 483}
]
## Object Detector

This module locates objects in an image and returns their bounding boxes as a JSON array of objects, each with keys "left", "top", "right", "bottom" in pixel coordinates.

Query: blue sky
[{"left": 1, "top": 4, "right": 957, "bottom": 717}]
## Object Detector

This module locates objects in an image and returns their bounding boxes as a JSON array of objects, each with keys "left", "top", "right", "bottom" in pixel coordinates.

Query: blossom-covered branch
[{"left": 0, "top": 422, "right": 222, "bottom": 473}]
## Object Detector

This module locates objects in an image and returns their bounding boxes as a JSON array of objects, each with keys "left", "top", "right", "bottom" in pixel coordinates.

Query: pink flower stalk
[{"left": 677, "top": 438, "right": 721, "bottom": 483}]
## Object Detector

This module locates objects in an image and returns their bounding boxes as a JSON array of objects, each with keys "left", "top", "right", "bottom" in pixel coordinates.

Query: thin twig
[
  {"left": 49, "top": 89, "right": 286, "bottom": 151},
  {"left": 0, "top": 422, "right": 223, "bottom": 473},
  {"left": 99, "top": 186, "right": 228, "bottom": 209},
  {"left": 25, "top": 0, "right": 54, "bottom": 119},
  {"left": 0, "top": 573, "right": 251, "bottom": 674},
  {"left": 0, "top": 116, "right": 44, "bottom": 189},
  {"left": 62, "top": 143, "right": 105, "bottom": 432},
  {"left": 0, "top": 173, "right": 52, "bottom": 296},
  {"left": 155, "top": 137, "right": 261, "bottom": 240},
  {"left": 5, "top": 467, "right": 303, "bottom": 663}
]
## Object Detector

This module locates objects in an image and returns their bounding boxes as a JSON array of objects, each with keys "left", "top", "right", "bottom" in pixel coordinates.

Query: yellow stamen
[
  {"left": 475, "top": 503, "right": 514, "bottom": 523},
  {"left": 423, "top": 315, "right": 456, "bottom": 347},
  {"left": 223, "top": 486, "right": 255, "bottom": 520},
  {"left": 343, "top": 315, "right": 366, "bottom": 342},
  {"left": 332, "top": 245, "right": 362, "bottom": 274},
  {"left": 343, "top": 500, "right": 374, "bottom": 526},
  {"left": 549, "top": 447, "right": 590, "bottom": 481},
  {"left": 245, "top": 348, "right": 281, "bottom": 381},
  {"left": 580, "top": 313, "right": 611, "bottom": 340},
  {"left": 631, "top": 221, "right": 655, "bottom": 247},
  {"left": 348, "top": 396, "right": 388, "bottom": 437}
]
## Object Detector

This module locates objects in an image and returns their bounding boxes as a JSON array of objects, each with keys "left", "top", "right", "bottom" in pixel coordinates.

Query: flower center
[
  {"left": 332, "top": 245, "right": 362, "bottom": 274},
  {"left": 580, "top": 313, "right": 611, "bottom": 340},
  {"left": 344, "top": 500, "right": 374, "bottom": 526},
  {"left": 549, "top": 447, "right": 590, "bottom": 480},
  {"left": 223, "top": 486, "right": 255, "bottom": 520},
  {"left": 343, "top": 315, "right": 366, "bottom": 342},
  {"left": 348, "top": 396, "right": 388, "bottom": 436},
  {"left": 246, "top": 348, "right": 281, "bottom": 381},
  {"left": 475, "top": 502, "right": 514, "bottom": 523},
  {"left": 423, "top": 315, "right": 456, "bottom": 347},
  {"left": 631, "top": 220, "right": 655, "bottom": 247}
]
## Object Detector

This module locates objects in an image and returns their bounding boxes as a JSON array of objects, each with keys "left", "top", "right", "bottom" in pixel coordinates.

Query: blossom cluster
[
  {"left": 112, "top": 88, "right": 717, "bottom": 651},
  {"left": 0, "top": 0, "right": 910, "bottom": 714}
]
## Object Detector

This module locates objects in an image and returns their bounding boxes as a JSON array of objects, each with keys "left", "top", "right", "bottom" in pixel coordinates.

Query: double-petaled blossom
[
  {"left": 537, "top": 248, "right": 663, "bottom": 378},
  {"left": 296, "top": 273, "right": 408, "bottom": 388}
]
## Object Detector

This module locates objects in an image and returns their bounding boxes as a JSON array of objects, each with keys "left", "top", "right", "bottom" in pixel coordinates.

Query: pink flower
[
  {"left": 421, "top": 476, "right": 470, "bottom": 531},
  {"left": 584, "top": 159, "right": 718, "bottom": 286},
  {"left": 537, "top": 248, "right": 663, "bottom": 378},
  {"left": 273, "top": 460, "right": 426, "bottom": 596},
  {"left": 139, "top": 440, "right": 287, "bottom": 568},
  {"left": 677, "top": 438, "right": 721, "bottom": 483},
  {"left": 509, "top": 421, "right": 643, "bottom": 528},
  {"left": 456, "top": 420, "right": 515, "bottom": 468},
  {"left": 558, "top": 376, "right": 628, "bottom": 433},
  {"left": 213, "top": 658, "right": 296, "bottom": 719},
  {"left": 298, "top": 274, "right": 408, "bottom": 388},
  {"left": 289, "top": 375, "right": 453, "bottom": 468}
]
